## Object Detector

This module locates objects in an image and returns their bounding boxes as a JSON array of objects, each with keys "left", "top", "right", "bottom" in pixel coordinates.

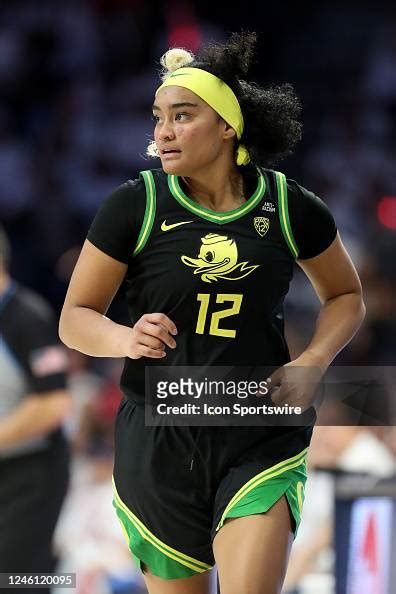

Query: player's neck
[{"left": 181, "top": 164, "right": 246, "bottom": 212}]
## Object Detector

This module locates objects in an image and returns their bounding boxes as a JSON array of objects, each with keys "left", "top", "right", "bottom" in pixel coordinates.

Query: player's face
[{"left": 152, "top": 86, "right": 233, "bottom": 175}]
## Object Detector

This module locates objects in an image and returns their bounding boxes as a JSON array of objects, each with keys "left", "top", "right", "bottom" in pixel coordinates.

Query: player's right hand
[{"left": 125, "top": 313, "right": 178, "bottom": 359}]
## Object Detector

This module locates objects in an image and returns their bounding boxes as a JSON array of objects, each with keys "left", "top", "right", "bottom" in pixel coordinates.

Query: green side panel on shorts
[
  {"left": 285, "top": 473, "right": 307, "bottom": 535},
  {"left": 274, "top": 170, "right": 299, "bottom": 259},
  {"left": 133, "top": 170, "right": 157, "bottom": 257},
  {"left": 112, "top": 478, "right": 212, "bottom": 580},
  {"left": 216, "top": 448, "right": 308, "bottom": 537}
]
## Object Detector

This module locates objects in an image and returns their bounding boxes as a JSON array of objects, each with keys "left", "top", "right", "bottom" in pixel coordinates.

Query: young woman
[{"left": 59, "top": 32, "right": 365, "bottom": 594}]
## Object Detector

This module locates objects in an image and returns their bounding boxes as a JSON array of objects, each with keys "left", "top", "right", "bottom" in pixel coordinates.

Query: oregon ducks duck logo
[
  {"left": 181, "top": 233, "right": 259, "bottom": 283},
  {"left": 254, "top": 217, "right": 270, "bottom": 237}
]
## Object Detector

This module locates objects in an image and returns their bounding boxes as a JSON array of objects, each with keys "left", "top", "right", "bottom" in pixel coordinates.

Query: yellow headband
[{"left": 156, "top": 67, "right": 250, "bottom": 166}]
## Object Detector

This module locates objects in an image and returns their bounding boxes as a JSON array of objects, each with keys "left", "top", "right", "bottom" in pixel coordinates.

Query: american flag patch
[{"left": 29, "top": 346, "right": 69, "bottom": 377}]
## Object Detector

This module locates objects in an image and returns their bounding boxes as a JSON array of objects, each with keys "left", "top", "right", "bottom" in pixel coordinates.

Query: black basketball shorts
[{"left": 112, "top": 397, "right": 310, "bottom": 580}]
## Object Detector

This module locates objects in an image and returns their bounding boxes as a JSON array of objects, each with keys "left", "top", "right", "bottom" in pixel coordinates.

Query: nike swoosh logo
[{"left": 161, "top": 220, "right": 193, "bottom": 232}]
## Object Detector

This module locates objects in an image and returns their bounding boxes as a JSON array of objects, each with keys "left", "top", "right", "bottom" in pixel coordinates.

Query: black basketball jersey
[{"left": 87, "top": 166, "right": 337, "bottom": 403}]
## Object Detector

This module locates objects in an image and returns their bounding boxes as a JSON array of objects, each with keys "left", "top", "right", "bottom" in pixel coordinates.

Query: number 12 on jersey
[{"left": 195, "top": 294, "right": 243, "bottom": 338}]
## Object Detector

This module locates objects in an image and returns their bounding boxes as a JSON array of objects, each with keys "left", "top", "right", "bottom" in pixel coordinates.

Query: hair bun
[{"left": 160, "top": 48, "right": 195, "bottom": 80}]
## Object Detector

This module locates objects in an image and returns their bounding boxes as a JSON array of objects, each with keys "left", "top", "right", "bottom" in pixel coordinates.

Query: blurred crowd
[{"left": 0, "top": 1, "right": 395, "bottom": 593}]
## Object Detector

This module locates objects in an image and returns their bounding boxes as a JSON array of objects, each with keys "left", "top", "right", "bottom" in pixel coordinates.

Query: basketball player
[{"left": 59, "top": 32, "right": 365, "bottom": 594}]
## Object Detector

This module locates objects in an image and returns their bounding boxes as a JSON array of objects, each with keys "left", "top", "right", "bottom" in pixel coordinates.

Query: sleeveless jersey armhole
[
  {"left": 274, "top": 171, "right": 299, "bottom": 259},
  {"left": 132, "top": 170, "right": 157, "bottom": 257}
]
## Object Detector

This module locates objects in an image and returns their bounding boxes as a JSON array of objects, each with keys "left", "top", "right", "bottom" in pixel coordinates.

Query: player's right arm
[{"left": 59, "top": 240, "right": 177, "bottom": 359}]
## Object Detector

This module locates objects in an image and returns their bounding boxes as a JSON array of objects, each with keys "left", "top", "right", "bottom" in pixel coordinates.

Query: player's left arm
[
  {"left": 295, "top": 230, "right": 366, "bottom": 371},
  {"left": 268, "top": 231, "right": 365, "bottom": 407}
]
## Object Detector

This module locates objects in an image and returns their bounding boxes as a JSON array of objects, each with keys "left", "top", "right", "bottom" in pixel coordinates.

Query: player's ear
[{"left": 222, "top": 121, "right": 237, "bottom": 140}]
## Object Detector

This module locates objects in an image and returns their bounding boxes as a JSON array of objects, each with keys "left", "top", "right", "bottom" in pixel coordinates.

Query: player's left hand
[{"left": 263, "top": 354, "right": 326, "bottom": 412}]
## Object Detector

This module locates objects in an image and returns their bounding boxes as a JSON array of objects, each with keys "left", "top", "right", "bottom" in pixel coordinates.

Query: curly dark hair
[{"left": 191, "top": 31, "right": 302, "bottom": 167}]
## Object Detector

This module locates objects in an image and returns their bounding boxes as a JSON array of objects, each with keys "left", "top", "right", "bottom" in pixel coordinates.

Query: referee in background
[{"left": 0, "top": 224, "right": 71, "bottom": 592}]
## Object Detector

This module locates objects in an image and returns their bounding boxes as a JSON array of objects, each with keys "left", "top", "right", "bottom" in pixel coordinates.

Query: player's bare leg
[
  {"left": 213, "top": 496, "right": 294, "bottom": 594},
  {"left": 142, "top": 564, "right": 211, "bottom": 594}
]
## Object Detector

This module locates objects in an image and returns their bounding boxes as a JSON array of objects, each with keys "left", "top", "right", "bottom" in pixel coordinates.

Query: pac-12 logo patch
[{"left": 254, "top": 217, "right": 270, "bottom": 237}]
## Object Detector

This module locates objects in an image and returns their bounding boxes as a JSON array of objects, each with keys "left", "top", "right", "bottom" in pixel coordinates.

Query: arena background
[{"left": 0, "top": 1, "right": 395, "bottom": 593}]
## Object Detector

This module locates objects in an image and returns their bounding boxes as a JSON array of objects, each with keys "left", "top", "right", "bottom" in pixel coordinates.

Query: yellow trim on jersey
[
  {"left": 133, "top": 170, "right": 156, "bottom": 256},
  {"left": 275, "top": 171, "right": 299, "bottom": 258},
  {"left": 168, "top": 168, "right": 265, "bottom": 224}
]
